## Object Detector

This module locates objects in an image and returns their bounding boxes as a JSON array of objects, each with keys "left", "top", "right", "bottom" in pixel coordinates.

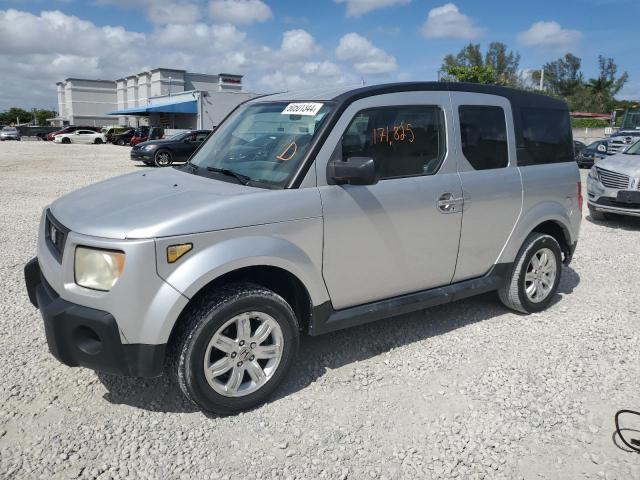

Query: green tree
[
  {"left": 441, "top": 65, "right": 497, "bottom": 84},
  {"left": 441, "top": 42, "right": 521, "bottom": 86},
  {"left": 532, "top": 53, "right": 583, "bottom": 97},
  {"left": 33, "top": 109, "right": 56, "bottom": 125},
  {"left": 0, "top": 107, "right": 32, "bottom": 125}
]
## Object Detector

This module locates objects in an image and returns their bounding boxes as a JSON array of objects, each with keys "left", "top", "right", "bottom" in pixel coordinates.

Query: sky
[{"left": 0, "top": 0, "right": 638, "bottom": 111}]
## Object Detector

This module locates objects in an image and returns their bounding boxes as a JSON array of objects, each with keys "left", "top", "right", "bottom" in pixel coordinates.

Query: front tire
[
  {"left": 154, "top": 149, "right": 173, "bottom": 167},
  {"left": 61, "top": 137, "right": 71, "bottom": 144},
  {"left": 169, "top": 283, "right": 299, "bottom": 415},
  {"left": 498, "top": 233, "right": 562, "bottom": 313}
]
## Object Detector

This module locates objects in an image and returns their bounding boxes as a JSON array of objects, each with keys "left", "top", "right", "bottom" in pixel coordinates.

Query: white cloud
[
  {"left": 335, "top": 32, "right": 397, "bottom": 74},
  {"left": 96, "top": 0, "right": 200, "bottom": 25},
  {"left": 301, "top": 61, "right": 342, "bottom": 77},
  {"left": 518, "top": 21, "right": 583, "bottom": 48},
  {"left": 208, "top": 0, "right": 272, "bottom": 25},
  {"left": 152, "top": 22, "right": 246, "bottom": 51},
  {"left": 335, "top": 0, "right": 410, "bottom": 17},
  {"left": 421, "top": 3, "right": 483, "bottom": 39},
  {"left": 279, "top": 29, "right": 321, "bottom": 61}
]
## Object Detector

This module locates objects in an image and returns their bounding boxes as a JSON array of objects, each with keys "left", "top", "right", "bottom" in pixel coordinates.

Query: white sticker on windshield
[{"left": 281, "top": 103, "right": 324, "bottom": 116}]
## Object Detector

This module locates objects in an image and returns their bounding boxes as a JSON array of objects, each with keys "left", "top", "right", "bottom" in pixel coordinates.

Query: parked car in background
[
  {"left": 24, "top": 82, "right": 582, "bottom": 414},
  {"left": 103, "top": 127, "right": 133, "bottom": 143},
  {"left": 46, "top": 126, "right": 101, "bottom": 141},
  {"left": 54, "top": 130, "right": 106, "bottom": 144},
  {"left": 587, "top": 139, "right": 640, "bottom": 220},
  {"left": 576, "top": 139, "right": 610, "bottom": 168},
  {"left": 0, "top": 126, "right": 21, "bottom": 141},
  {"left": 131, "top": 130, "right": 211, "bottom": 166},
  {"left": 130, "top": 126, "right": 164, "bottom": 146},
  {"left": 112, "top": 128, "right": 136, "bottom": 146},
  {"left": 574, "top": 140, "right": 586, "bottom": 158}
]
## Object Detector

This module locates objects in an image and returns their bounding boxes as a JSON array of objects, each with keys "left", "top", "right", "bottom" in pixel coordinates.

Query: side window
[
  {"left": 519, "top": 107, "right": 573, "bottom": 165},
  {"left": 194, "top": 132, "right": 209, "bottom": 142},
  {"left": 341, "top": 106, "right": 446, "bottom": 179},
  {"left": 459, "top": 105, "right": 508, "bottom": 170}
]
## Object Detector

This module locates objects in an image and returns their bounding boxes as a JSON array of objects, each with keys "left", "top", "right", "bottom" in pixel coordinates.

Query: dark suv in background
[{"left": 130, "top": 130, "right": 211, "bottom": 166}]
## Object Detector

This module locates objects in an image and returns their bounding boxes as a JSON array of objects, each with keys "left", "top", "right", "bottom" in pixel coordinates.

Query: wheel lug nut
[
  {"left": 239, "top": 340, "right": 245, "bottom": 346},
  {"left": 250, "top": 355, "right": 255, "bottom": 361},
  {"left": 237, "top": 361, "right": 243, "bottom": 367},
  {"left": 231, "top": 352, "right": 237, "bottom": 358},
  {"left": 250, "top": 342, "right": 256, "bottom": 349}
]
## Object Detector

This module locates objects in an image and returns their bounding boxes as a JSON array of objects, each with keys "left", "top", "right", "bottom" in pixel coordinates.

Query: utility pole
[{"left": 539, "top": 68, "right": 545, "bottom": 91}]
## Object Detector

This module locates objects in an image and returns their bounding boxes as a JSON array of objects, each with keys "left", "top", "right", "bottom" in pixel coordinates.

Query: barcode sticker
[{"left": 281, "top": 103, "right": 324, "bottom": 116}]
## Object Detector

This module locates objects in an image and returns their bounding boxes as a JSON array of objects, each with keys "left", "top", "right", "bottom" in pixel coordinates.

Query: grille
[
  {"left": 45, "top": 210, "right": 69, "bottom": 262},
  {"left": 596, "top": 167, "right": 630, "bottom": 189}
]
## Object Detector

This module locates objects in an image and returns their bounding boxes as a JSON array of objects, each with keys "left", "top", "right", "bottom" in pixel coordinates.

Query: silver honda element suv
[{"left": 25, "top": 83, "right": 582, "bottom": 414}]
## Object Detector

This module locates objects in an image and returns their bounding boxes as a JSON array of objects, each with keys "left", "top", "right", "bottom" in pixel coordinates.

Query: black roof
[{"left": 332, "top": 82, "right": 568, "bottom": 111}]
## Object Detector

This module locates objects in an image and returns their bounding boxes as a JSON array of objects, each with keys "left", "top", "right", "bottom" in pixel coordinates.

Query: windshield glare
[{"left": 189, "top": 101, "right": 333, "bottom": 187}]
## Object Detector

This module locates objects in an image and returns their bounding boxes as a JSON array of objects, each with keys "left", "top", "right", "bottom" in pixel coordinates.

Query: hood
[
  {"left": 49, "top": 168, "right": 320, "bottom": 239},
  {"left": 596, "top": 153, "right": 640, "bottom": 177}
]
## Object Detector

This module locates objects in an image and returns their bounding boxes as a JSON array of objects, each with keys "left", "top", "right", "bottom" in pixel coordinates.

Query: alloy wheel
[
  {"left": 524, "top": 247, "right": 557, "bottom": 303},
  {"left": 203, "top": 311, "right": 284, "bottom": 397}
]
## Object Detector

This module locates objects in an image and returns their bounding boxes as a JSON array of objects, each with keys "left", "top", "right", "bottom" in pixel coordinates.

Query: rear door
[
  {"left": 449, "top": 93, "right": 523, "bottom": 282},
  {"left": 317, "top": 92, "right": 463, "bottom": 310}
]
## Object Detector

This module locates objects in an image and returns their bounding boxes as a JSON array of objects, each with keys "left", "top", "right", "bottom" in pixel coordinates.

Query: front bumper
[
  {"left": 588, "top": 199, "right": 640, "bottom": 217},
  {"left": 24, "top": 258, "right": 165, "bottom": 377},
  {"left": 130, "top": 149, "right": 154, "bottom": 161}
]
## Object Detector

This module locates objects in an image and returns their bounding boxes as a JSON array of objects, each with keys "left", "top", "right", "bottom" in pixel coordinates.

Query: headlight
[
  {"left": 588, "top": 167, "right": 600, "bottom": 182},
  {"left": 142, "top": 144, "right": 157, "bottom": 151},
  {"left": 74, "top": 247, "right": 125, "bottom": 291}
]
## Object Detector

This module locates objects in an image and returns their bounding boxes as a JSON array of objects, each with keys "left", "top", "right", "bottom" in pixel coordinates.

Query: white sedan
[{"left": 54, "top": 130, "right": 106, "bottom": 144}]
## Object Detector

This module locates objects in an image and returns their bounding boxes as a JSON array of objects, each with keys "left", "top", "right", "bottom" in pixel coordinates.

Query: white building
[{"left": 54, "top": 68, "right": 258, "bottom": 129}]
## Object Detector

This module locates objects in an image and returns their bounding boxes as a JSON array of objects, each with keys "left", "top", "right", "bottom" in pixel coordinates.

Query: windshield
[
  {"left": 2, "top": 127, "right": 16, "bottom": 132},
  {"left": 624, "top": 140, "right": 640, "bottom": 155},
  {"left": 189, "top": 101, "right": 333, "bottom": 187}
]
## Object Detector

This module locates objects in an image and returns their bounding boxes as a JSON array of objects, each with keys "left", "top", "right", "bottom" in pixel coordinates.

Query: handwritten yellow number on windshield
[{"left": 372, "top": 123, "right": 415, "bottom": 145}]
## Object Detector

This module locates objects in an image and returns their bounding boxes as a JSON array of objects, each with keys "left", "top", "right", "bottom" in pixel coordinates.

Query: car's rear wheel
[
  {"left": 94, "top": 138, "right": 103, "bottom": 144},
  {"left": 154, "top": 149, "right": 173, "bottom": 167},
  {"left": 168, "top": 283, "right": 299, "bottom": 415},
  {"left": 498, "top": 233, "right": 562, "bottom": 314},
  {"left": 116, "top": 138, "right": 125, "bottom": 146}
]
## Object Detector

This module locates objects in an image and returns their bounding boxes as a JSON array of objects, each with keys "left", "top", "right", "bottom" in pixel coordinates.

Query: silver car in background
[
  {"left": 0, "top": 126, "right": 21, "bottom": 141},
  {"left": 587, "top": 139, "right": 640, "bottom": 220}
]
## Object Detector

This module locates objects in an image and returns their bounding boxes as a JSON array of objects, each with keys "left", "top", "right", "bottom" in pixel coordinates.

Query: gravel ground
[{"left": 1, "top": 141, "right": 639, "bottom": 480}]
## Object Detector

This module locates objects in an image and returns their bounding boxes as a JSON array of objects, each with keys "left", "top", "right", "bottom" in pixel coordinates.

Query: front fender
[
  {"left": 498, "top": 200, "right": 575, "bottom": 264},
  {"left": 155, "top": 217, "right": 328, "bottom": 315}
]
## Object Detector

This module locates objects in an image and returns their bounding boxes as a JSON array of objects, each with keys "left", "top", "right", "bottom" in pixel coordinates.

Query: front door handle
[{"left": 437, "top": 193, "right": 464, "bottom": 213}]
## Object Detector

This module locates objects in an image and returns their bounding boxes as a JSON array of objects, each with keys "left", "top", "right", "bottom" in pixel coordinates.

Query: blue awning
[{"left": 108, "top": 99, "right": 197, "bottom": 115}]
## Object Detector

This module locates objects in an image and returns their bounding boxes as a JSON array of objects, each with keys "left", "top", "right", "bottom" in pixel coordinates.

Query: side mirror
[
  {"left": 327, "top": 157, "right": 378, "bottom": 186},
  {"left": 597, "top": 144, "right": 607, "bottom": 153}
]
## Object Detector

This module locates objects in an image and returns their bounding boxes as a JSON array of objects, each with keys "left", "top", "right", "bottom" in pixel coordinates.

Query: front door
[{"left": 318, "top": 92, "right": 463, "bottom": 310}]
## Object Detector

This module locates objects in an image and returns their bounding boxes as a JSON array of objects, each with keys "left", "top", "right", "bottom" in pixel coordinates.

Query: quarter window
[
  {"left": 341, "top": 106, "right": 447, "bottom": 179},
  {"left": 519, "top": 107, "right": 573, "bottom": 165},
  {"left": 459, "top": 106, "right": 508, "bottom": 170}
]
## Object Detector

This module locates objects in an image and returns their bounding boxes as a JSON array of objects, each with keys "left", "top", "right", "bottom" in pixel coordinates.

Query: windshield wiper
[
  {"left": 183, "top": 161, "right": 199, "bottom": 172},
  {"left": 206, "top": 167, "right": 252, "bottom": 185}
]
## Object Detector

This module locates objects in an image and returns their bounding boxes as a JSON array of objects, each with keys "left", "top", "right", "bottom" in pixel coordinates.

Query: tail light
[{"left": 577, "top": 181, "right": 583, "bottom": 211}]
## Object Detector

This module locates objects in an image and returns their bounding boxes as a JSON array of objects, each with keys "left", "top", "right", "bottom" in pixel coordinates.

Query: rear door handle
[{"left": 437, "top": 193, "right": 464, "bottom": 213}]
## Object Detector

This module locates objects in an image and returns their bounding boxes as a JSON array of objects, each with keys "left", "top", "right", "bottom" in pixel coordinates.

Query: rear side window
[
  {"left": 459, "top": 106, "right": 508, "bottom": 170},
  {"left": 341, "top": 106, "right": 446, "bottom": 179},
  {"left": 519, "top": 107, "right": 573, "bottom": 165}
]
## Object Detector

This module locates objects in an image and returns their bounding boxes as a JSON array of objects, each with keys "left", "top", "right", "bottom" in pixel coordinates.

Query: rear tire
[
  {"left": 94, "top": 138, "right": 103, "bottom": 144},
  {"left": 498, "top": 233, "right": 562, "bottom": 314},
  {"left": 116, "top": 138, "right": 125, "bottom": 146},
  {"left": 168, "top": 283, "right": 299, "bottom": 415}
]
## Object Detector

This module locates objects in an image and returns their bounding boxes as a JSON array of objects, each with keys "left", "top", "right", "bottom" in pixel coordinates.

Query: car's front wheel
[
  {"left": 61, "top": 137, "right": 71, "bottom": 144},
  {"left": 498, "top": 233, "right": 562, "bottom": 313},
  {"left": 169, "top": 283, "right": 299, "bottom": 415},
  {"left": 154, "top": 150, "right": 173, "bottom": 167}
]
